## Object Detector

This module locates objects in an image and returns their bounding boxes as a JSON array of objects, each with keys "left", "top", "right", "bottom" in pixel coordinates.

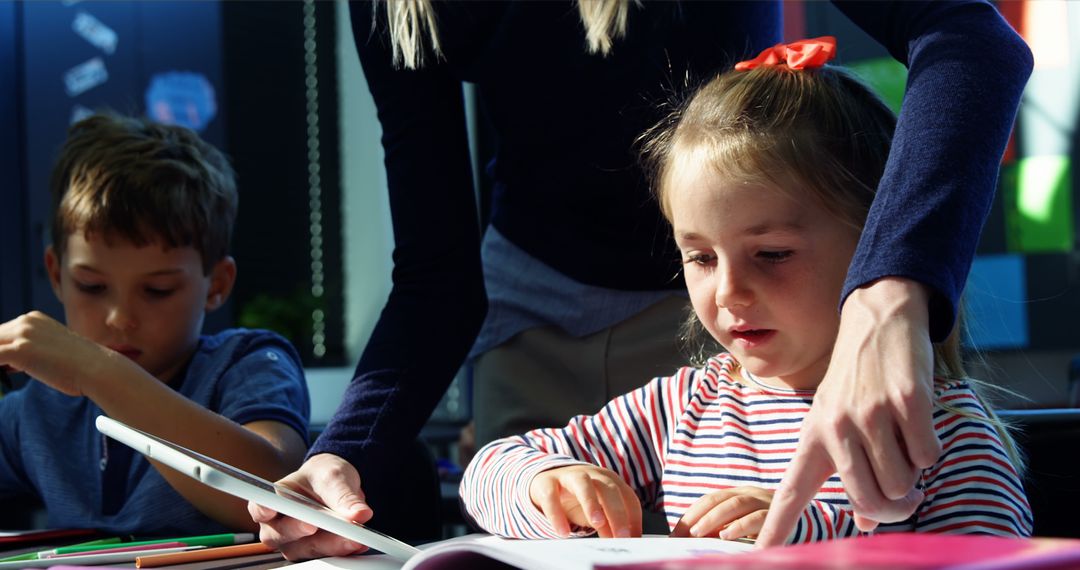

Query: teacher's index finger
[{"left": 756, "top": 442, "right": 834, "bottom": 548}]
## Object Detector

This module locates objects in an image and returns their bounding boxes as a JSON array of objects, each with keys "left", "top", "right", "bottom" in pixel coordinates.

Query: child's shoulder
[
  {"left": 185, "top": 328, "right": 305, "bottom": 385},
  {"left": 932, "top": 377, "right": 996, "bottom": 421},
  {"left": 932, "top": 377, "right": 981, "bottom": 402},
  {"left": 197, "top": 328, "right": 300, "bottom": 359},
  {"left": 179, "top": 328, "right": 308, "bottom": 405}
]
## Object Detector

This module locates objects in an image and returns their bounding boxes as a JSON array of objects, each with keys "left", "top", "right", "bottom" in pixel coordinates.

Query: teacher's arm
[{"left": 758, "top": 0, "right": 1032, "bottom": 547}]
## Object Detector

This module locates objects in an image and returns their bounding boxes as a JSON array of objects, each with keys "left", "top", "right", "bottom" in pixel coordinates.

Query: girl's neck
[{"left": 739, "top": 366, "right": 819, "bottom": 393}]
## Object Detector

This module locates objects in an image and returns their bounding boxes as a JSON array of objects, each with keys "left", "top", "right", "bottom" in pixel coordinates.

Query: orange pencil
[{"left": 135, "top": 542, "right": 277, "bottom": 568}]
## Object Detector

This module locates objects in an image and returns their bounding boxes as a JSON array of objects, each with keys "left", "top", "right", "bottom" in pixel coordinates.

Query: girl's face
[{"left": 669, "top": 154, "right": 859, "bottom": 390}]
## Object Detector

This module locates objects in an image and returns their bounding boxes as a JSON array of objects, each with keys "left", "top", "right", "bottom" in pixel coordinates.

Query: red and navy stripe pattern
[{"left": 460, "top": 353, "right": 1032, "bottom": 541}]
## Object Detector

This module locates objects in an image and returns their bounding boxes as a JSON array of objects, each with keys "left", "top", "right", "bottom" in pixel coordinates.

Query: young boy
[{"left": 0, "top": 113, "right": 310, "bottom": 534}]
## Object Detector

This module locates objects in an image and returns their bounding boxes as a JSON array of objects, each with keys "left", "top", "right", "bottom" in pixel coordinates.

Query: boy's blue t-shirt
[{"left": 0, "top": 328, "right": 310, "bottom": 534}]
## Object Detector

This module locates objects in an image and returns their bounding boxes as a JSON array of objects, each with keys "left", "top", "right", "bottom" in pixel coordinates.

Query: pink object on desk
[
  {"left": 43, "top": 567, "right": 126, "bottom": 570},
  {"left": 596, "top": 533, "right": 1080, "bottom": 570}
]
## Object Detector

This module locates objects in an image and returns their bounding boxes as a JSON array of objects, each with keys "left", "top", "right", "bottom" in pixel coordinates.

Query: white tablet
[{"left": 94, "top": 415, "right": 420, "bottom": 561}]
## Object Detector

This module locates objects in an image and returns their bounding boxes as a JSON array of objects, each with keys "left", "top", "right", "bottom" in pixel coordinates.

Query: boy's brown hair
[{"left": 49, "top": 112, "right": 238, "bottom": 274}]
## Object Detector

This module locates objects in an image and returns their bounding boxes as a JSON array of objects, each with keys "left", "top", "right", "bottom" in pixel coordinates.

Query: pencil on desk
[
  {"left": 135, "top": 542, "right": 276, "bottom": 568},
  {"left": 46, "top": 542, "right": 188, "bottom": 558}
]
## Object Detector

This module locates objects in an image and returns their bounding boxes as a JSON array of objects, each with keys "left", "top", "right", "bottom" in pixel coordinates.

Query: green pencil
[
  {"left": 0, "top": 537, "right": 121, "bottom": 563},
  {"left": 44, "top": 533, "right": 253, "bottom": 557}
]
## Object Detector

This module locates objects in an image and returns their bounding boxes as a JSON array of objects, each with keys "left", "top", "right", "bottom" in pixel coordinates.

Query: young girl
[{"left": 459, "top": 37, "right": 1032, "bottom": 544}]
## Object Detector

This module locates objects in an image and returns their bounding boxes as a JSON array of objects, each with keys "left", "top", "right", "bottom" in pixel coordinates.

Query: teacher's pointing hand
[{"left": 757, "top": 278, "right": 942, "bottom": 547}]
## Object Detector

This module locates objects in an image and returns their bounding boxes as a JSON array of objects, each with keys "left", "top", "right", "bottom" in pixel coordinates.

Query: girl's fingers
[
  {"left": 592, "top": 477, "right": 632, "bottom": 538},
  {"left": 719, "top": 510, "right": 769, "bottom": 541},
  {"left": 533, "top": 478, "right": 573, "bottom": 537},
  {"left": 619, "top": 481, "right": 644, "bottom": 537},
  {"left": 690, "top": 494, "right": 761, "bottom": 537},
  {"left": 532, "top": 467, "right": 642, "bottom": 538},
  {"left": 564, "top": 472, "right": 610, "bottom": 536},
  {"left": 672, "top": 491, "right": 732, "bottom": 537}
]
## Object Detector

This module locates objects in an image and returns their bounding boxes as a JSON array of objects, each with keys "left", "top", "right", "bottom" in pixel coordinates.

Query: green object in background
[
  {"left": 848, "top": 57, "right": 907, "bottom": 114},
  {"left": 238, "top": 287, "right": 322, "bottom": 356},
  {"left": 1003, "top": 155, "right": 1074, "bottom": 253}
]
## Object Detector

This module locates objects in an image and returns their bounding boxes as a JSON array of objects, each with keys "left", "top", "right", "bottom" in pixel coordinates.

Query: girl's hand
[
  {"left": 529, "top": 464, "right": 642, "bottom": 538},
  {"left": 671, "top": 486, "right": 773, "bottom": 540},
  {"left": 0, "top": 311, "right": 120, "bottom": 396}
]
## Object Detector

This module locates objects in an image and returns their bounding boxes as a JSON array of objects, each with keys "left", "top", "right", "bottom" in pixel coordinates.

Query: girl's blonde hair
[
  {"left": 373, "top": 0, "right": 636, "bottom": 69},
  {"left": 640, "top": 64, "right": 1025, "bottom": 474}
]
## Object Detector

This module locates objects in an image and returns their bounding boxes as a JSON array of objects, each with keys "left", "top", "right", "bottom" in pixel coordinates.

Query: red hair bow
[{"left": 735, "top": 36, "right": 837, "bottom": 71}]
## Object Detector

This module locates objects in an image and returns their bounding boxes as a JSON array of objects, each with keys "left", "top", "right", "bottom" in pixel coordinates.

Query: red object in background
[{"left": 993, "top": 0, "right": 1026, "bottom": 165}]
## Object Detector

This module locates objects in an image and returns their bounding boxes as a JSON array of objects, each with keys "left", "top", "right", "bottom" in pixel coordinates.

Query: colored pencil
[
  {"left": 135, "top": 542, "right": 277, "bottom": 568},
  {"left": 0, "top": 546, "right": 203, "bottom": 569},
  {"left": 45, "top": 532, "right": 254, "bottom": 556},
  {"left": 46, "top": 542, "right": 187, "bottom": 558},
  {"left": 0, "top": 538, "right": 120, "bottom": 563}
]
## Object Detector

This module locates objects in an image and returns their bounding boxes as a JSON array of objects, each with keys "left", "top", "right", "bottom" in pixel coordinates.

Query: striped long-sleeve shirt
[{"left": 460, "top": 353, "right": 1032, "bottom": 542}]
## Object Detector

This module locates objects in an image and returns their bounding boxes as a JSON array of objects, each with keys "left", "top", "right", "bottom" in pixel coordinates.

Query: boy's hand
[
  {"left": 0, "top": 311, "right": 118, "bottom": 397},
  {"left": 671, "top": 487, "right": 773, "bottom": 540},
  {"left": 249, "top": 453, "right": 373, "bottom": 561},
  {"left": 529, "top": 464, "right": 642, "bottom": 538}
]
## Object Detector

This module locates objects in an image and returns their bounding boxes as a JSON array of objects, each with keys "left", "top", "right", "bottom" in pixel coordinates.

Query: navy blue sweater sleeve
[
  {"left": 307, "top": 0, "right": 486, "bottom": 506},
  {"left": 835, "top": 0, "right": 1032, "bottom": 340}
]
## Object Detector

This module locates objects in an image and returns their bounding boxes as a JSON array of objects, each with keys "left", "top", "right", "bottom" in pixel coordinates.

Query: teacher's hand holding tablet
[{"left": 248, "top": 453, "right": 373, "bottom": 560}]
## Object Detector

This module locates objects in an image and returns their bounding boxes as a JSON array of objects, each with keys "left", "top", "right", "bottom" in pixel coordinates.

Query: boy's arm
[
  {"left": 461, "top": 367, "right": 699, "bottom": 538},
  {"left": 0, "top": 313, "right": 308, "bottom": 531},
  {"left": 93, "top": 369, "right": 308, "bottom": 531}
]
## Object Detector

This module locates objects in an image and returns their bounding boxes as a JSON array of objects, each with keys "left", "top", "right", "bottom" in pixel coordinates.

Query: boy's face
[
  {"left": 670, "top": 154, "right": 859, "bottom": 391},
  {"left": 45, "top": 231, "right": 235, "bottom": 385}
]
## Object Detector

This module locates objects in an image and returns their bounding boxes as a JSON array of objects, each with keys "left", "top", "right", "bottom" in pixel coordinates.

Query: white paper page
[{"left": 288, "top": 555, "right": 403, "bottom": 570}]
